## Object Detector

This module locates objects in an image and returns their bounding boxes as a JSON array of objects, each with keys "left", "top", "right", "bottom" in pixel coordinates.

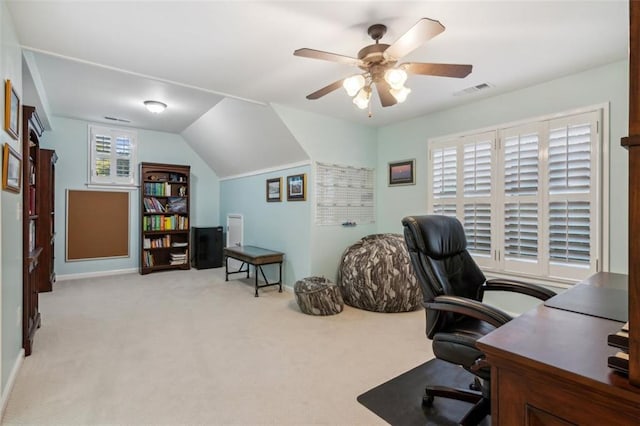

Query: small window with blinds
[
  {"left": 427, "top": 108, "right": 602, "bottom": 283},
  {"left": 89, "top": 125, "right": 137, "bottom": 186}
]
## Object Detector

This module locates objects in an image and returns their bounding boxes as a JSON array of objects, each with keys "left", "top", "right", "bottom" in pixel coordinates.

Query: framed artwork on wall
[
  {"left": 2, "top": 143, "right": 21, "bottom": 193},
  {"left": 4, "top": 80, "right": 20, "bottom": 140},
  {"left": 287, "top": 173, "right": 306, "bottom": 201},
  {"left": 388, "top": 159, "right": 415, "bottom": 186},
  {"left": 266, "top": 177, "right": 282, "bottom": 202}
]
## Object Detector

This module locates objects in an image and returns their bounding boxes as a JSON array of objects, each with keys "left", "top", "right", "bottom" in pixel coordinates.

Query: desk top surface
[
  {"left": 477, "top": 272, "right": 639, "bottom": 399},
  {"left": 223, "top": 245, "right": 284, "bottom": 259}
]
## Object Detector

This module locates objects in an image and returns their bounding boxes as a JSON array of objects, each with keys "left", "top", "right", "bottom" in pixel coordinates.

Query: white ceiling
[{"left": 7, "top": 1, "right": 629, "bottom": 133}]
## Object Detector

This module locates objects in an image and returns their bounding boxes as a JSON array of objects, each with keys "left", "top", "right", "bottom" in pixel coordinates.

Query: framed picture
[
  {"left": 4, "top": 80, "right": 20, "bottom": 140},
  {"left": 388, "top": 159, "right": 415, "bottom": 186},
  {"left": 2, "top": 143, "right": 21, "bottom": 193},
  {"left": 287, "top": 173, "right": 306, "bottom": 201},
  {"left": 266, "top": 177, "right": 282, "bottom": 202}
]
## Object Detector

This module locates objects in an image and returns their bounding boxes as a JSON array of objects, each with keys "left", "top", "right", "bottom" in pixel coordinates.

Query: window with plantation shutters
[
  {"left": 89, "top": 125, "right": 137, "bottom": 186},
  {"left": 427, "top": 108, "right": 603, "bottom": 283}
]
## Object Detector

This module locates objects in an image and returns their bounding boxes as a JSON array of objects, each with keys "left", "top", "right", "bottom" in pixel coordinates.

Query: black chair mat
[{"left": 357, "top": 358, "right": 491, "bottom": 426}]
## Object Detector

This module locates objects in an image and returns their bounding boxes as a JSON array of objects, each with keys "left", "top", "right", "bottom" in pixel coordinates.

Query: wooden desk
[
  {"left": 223, "top": 245, "right": 284, "bottom": 297},
  {"left": 477, "top": 272, "right": 640, "bottom": 425}
]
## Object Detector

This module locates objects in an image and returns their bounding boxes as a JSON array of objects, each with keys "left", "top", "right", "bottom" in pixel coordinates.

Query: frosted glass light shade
[
  {"left": 390, "top": 86, "right": 412, "bottom": 103},
  {"left": 144, "top": 100, "right": 167, "bottom": 113},
  {"left": 384, "top": 68, "right": 408, "bottom": 90},
  {"left": 353, "top": 87, "right": 371, "bottom": 109},
  {"left": 343, "top": 75, "right": 366, "bottom": 96}
]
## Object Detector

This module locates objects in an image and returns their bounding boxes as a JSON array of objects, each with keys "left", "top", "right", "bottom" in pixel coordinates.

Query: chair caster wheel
[{"left": 422, "top": 394, "right": 434, "bottom": 407}]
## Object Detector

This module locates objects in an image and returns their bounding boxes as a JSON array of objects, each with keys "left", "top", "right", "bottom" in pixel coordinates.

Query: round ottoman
[
  {"left": 338, "top": 233, "right": 421, "bottom": 313},
  {"left": 294, "top": 276, "right": 344, "bottom": 316}
]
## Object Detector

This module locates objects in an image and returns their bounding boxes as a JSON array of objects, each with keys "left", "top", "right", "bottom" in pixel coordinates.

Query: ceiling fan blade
[
  {"left": 403, "top": 62, "right": 473, "bottom": 78},
  {"left": 384, "top": 18, "right": 445, "bottom": 60},
  {"left": 294, "top": 48, "right": 363, "bottom": 67},
  {"left": 306, "top": 79, "right": 345, "bottom": 100},
  {"left": 375, "top": 80, "right": 398, "bottom": 107}
]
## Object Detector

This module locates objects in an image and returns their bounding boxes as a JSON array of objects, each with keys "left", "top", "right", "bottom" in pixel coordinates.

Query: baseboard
[
  {"left": 56, "top": 268, "right": 138, "bottom": 281},
  {"left": 1, "top": 349, "right": 24, "bottom": 421}
]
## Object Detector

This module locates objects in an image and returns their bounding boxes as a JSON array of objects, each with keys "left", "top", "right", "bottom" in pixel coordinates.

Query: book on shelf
[{"left": 143, "top": 197, "right": 165, "bottom": 213}]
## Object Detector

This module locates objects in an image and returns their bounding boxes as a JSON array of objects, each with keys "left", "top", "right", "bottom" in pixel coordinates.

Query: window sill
[
  {"left": 86, "top": 183, "right": 139, "bottom": 191},
  {"left": 483, "top": 270, "right": 578, "bottom": 291}
]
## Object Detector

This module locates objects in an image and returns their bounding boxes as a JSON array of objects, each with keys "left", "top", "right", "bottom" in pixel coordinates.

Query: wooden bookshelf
[
  {"left": 21, "top": 105, "right": 50, "bottom": 356},
  {"left": 140, "top": 162, "right": 190, "bottom": 274}
]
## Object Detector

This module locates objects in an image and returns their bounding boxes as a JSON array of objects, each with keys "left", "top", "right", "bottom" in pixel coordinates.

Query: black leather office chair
[{"left": 402, "top": 215, "right": 556, "bottom": 425}]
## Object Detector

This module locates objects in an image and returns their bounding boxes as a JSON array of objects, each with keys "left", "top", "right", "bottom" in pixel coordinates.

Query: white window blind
[
  {"left": 427, "top": 109, "right": 602, "bottom": 283},
  {"left": 315, "top": 162, "right": 375, "bottom": 225},
  {"left": 89, "top": 125, "right": 137, "bottom": 186}
]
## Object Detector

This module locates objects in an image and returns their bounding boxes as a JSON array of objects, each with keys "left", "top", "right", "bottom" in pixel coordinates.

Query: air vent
[
  {"left": 104, "top": 116, "right": 131, "bottom": 123},
  {"left": 454, "top": 83, "right": 494, "bottom": 96}
]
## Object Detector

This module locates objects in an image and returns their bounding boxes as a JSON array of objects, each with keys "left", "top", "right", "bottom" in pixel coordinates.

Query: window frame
[
  {"left": 427, "top": 105, "right": 608, "bottom": 285},
  {"left": 88, "top": 124, "right": 138, "bottom": 188}
]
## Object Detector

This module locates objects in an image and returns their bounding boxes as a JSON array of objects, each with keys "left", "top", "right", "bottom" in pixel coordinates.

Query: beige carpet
[{"left": 3, "top": 268, "right": 433, "bottom": 425}]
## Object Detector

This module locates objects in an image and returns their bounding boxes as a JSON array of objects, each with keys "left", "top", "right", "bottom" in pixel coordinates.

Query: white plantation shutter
[
  {"left": 89, "top": 125, "right": 137, "bottom": 186},
  {"left": 428, "top": 108, "right": 601, "bottom": 283},
  {"left": 500, "top": 124, "right": 541, "bottom": 274},
  {"left": 462, "top": 134, "right": 495, "bottom": 265},
  {"left": 432, "top": 146, "right": 457, "bottom": 198},
  {"left": 546, "top": 112, "right": 598, "bottom": 279},
  {"left": 464, "top": 203, "right": 492, "bottom": 255}
]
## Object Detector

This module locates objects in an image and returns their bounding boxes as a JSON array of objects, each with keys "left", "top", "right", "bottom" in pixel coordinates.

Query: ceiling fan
[{"left": 294, "top": 18, "right": 473, "bottom": 110}]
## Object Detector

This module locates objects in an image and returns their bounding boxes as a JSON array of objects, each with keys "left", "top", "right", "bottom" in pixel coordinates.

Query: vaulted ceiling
[{"left": 7, "top": 1, "right": 629, "bottom": 177}]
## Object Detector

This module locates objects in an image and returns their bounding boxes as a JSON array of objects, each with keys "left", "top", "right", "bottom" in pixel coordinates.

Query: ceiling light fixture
[
  {"left": 384, "top": 68, "right": 408, "bottom": 90},
  {"left": 390, "top": 86, "right": 412, "bottom": 103},
  {"left": 352, "top": 86, "right": 372, "bottom": 109},
  {"left": 144, "top": 100, "right": 167, "bottom": 114},
  {"left": 343, "top": 74, "right": 366, "bottom": 97}
]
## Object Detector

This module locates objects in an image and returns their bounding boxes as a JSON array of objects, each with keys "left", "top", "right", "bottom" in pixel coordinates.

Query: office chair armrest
[
  {"left": 426, "top": 295, "right": 513, "bottom": 328},
  {"left": 480, "top": 278, "right": 556, "bottom": 301}
]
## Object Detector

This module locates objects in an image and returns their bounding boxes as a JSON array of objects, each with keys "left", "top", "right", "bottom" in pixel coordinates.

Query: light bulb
[
  {"left": 390, "top": 86, "right": 412, "bottom": 103},
  {"left": 343, "top": 75, "right": 365, "bottom": 96},
  {"left": 352, "top": 87, "right": 371, "bottom": 109},
  {"left": 384, "top": 68, "right": 408, "bottom": 90},
  {"left": 144, "top": 100, "right": 167, "bottom": 113}
]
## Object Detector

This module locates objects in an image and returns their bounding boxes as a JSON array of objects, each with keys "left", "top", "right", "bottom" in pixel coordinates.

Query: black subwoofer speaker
[{"left": 191, "top": 226, "right": 223, "bottom": 269}]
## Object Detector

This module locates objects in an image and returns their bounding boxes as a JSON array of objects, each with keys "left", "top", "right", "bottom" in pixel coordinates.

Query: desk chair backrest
[{"left": 402, "top": 215, "right": 487, "bottom": 338}]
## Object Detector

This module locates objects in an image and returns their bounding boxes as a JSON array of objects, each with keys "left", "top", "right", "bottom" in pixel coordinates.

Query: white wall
[
  {"left": 0, "top": 0, "right": 23, "bottom": 402},
  {"left": 40, "top": 116, "right": 220, "bottom": 278},
  {"left": 274, "top": 105, "right": 378, "bottom": 282}
]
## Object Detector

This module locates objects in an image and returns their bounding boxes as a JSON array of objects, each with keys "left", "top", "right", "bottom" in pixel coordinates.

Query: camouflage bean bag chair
[
  {"left": 294, "top": 276, "right": 344, "bottom": 315},
  {"left": 337, "top": 233, "right": 421, "bottom": 313}
]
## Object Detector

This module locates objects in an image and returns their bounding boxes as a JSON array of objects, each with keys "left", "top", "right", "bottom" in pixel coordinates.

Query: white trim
[
  {"left": 56, "top": 268, "right": 138, "bottom": 282},
  {"left": 21, "top": 46, "right": 266, "bottom": 107},
  {"left": 219, "top": 160, "right": 311, "bottom": 181},
  {"left": 601, "top": 103, "right": 611, "bottom": 271},
  {"left": 484, "top": 271, "right": 572, "bottom": 291},
  {"left": 1, "top": 349, "right": 24, "bottom": 419}
]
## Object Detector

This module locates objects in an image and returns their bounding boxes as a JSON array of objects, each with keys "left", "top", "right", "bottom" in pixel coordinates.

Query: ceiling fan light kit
[{"left": 294, "top": 17, "right": 473, "bottom": 114}]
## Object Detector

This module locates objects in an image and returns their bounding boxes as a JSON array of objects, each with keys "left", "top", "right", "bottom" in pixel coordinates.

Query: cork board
[{"left": 66, "top": 190, "right": 129, "bottom": 260}]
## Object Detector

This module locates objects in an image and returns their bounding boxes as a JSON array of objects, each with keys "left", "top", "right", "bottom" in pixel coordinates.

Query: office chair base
[
  {"left": 423, "top": 385, "right": 489, "bottom": 426},
  {"left": 422, "top": 385, "right": 482, "bottom": 406}
]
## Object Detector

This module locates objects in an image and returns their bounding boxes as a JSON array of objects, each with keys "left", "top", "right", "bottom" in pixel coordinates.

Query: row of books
[
  {"left": 143, "top": 236, "right": 189, "bottom": 249},
  {"left": 143, "top": 251, "right": 155, "bottom": 267},
  {"left": 142, "top": 214, "right": 189, "bottom": 231},
  {"left": 144, "top": 182, "right": 187, "bottom": 197},
  {"left": 607, "top": 322, "right": 629, "bottom": 375},
  {"left": 143, "top": 197, "right": 165, "bottom": 213}
]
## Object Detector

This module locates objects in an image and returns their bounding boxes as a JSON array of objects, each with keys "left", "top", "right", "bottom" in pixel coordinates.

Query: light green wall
[
  {"left": 39, "top": 116, "right": 220, "bottom": 277},
  {"left": 219, "top": 165, "right": 312, "bottom": 287},
  {"left": 274, "top": 105, "right": 378, "bottom": 282},
  {"left": 0, "top": 0, "right": 23, "bottom": 395},
  {"left": 377, "top": 60, "right": 629, "bottom": 275}
]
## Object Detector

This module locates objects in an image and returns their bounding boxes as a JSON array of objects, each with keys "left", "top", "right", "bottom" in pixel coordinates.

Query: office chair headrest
[{"left": 402, "top": 215, "right": 467, "bottom": 259}]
